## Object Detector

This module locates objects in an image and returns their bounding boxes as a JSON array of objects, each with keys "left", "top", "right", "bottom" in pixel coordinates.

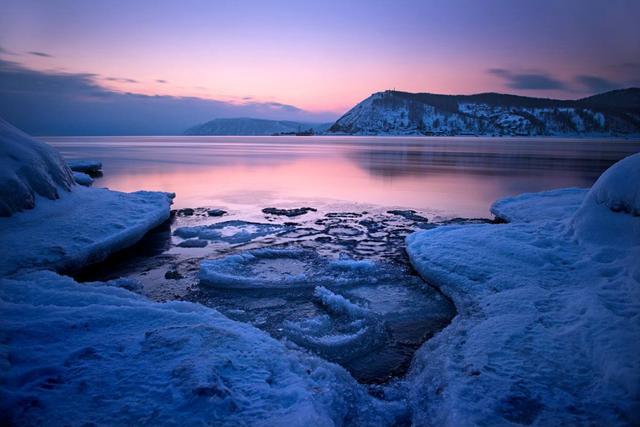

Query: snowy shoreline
[{"left": 404, "top": 154, "right": 639, "bottom": 425}]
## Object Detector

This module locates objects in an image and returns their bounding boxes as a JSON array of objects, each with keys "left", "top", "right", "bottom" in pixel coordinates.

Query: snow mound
[
  {"left": 582, "top": 153, "right": 640, "bottom": 216},
  {"left": 571, "top": 153, "right": 640, "bottom": 244},
  {"left": 0, "top": 118, "right": 74, "bottom": 216},
  {"left": 0, "top": 271, "right": 402, "bottom": 426},
  {"left": 405, "top": 159, "right": 640, "bottom": 425},
  {"left": 72, "top": 171, "right": 94, "bottom": 186},
  {"left": 174, "top": 220, "right": 285, "bottom": 244},
  {"left": 0, "top": 186, "right": 174, "bottom": 276}
]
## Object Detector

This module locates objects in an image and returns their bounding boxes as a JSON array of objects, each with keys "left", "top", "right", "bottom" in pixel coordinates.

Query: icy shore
[
  {"left": 0, "top": 119, "right": 404, "bottom": 425},
  {"left": 405, "top": 153, "right": 640, "bottom": 426}
]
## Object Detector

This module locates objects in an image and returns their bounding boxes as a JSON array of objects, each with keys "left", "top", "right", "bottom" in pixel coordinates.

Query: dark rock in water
[
  {"left": 164, "top": 270, "right": 184, "bottom": 280},
  {"left": 387, "top": 209, "right": 429, "bottom": 222},
  {"left": 177, "top": 239, "right": 208, "bottom": 248},
  {"left": 207, "top": 208, "right": 227, "bottom": 217},
  {"left": 67, "top": 159, "right": 103, "bottom": 174},
  {"left": 325, "top": 212, "right": 362, "bottom": 218},
  {"left": 439, "top": 217, "right": 494, "bottom": 226},
  {"left": 177, "top": 208, "right": 195, "bottom": 216},
  {"left": 262, "top": 207, "right": 317, "bottom": 217}
]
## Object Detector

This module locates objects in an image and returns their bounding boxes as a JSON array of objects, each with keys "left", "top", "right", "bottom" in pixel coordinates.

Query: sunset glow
[{"left": 2, "top": 0, "right": 639, "bottom": 117}]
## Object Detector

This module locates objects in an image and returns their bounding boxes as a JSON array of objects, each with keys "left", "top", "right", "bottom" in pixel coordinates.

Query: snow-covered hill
[
  {"left": 184, "top": 117, "right": 331, "bottom": 136},
  {"left": 329, "top": 89, "right": 640, "bottom": 136}
]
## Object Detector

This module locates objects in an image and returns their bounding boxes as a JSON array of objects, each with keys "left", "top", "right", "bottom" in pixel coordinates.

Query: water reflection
[{"left": 45, "top": 136, "right": 640, "bottom": 218}]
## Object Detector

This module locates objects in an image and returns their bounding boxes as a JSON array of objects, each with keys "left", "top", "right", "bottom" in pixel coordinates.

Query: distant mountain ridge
[
  {"left": 184, "top": 117, "right": 332, "bottom": 136},
  {"left": 328, "top": 88, "right": 640, "bottom": 136}
]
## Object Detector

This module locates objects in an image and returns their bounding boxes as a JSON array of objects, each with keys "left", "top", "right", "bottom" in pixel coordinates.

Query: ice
[
  {"left": 0, "top": 186, "right": 174, "bottom": 276},
  {"left": 0, "top": 118, "right": 74, "bottom": 216},
  {"left": 198, "top": 248, "right": 454, "bottom": 382},
  {"left": 284, "top": 286, "right": 385, "bottom": 363},
  {"left": 174, "top": 220, "right": 285, "bottom": 244},
  {"left": 200, "top": 248, "right": 316, "bottom": 289},
  {"left": 0, "top": 271, "right": 403, "bottom": 426},
  {"left": 66, "top": 159, "right": 103, "bottom": 174},
  {"left": 199, "top": 249, "right": 388, "bottom": 290},
  {"left": 72, "top": 171, "right": 94, "bottom": 186},
  {"left": 405, "top": 153, "right": 640, "bottom": 425}
]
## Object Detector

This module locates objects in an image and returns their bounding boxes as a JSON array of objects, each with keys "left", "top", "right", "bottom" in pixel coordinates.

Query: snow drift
[{"left": 0, "top": 118, "right": 74, "bottom": 216}]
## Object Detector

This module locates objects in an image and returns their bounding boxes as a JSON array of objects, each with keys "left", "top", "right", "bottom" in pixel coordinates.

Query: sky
[{"left": 1, "top": 0, "right": 639, "bottom": 134}]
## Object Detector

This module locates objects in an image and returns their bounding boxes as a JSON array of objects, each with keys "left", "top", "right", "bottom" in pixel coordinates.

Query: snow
[
  {"left": 0, "top": 271, "right": 403, "bottom": 426},
  {"left": 72, "top": 171, "right": 94, "bottom": 186},
  {"left": 0, "top": 186, "right": 174, "bottom": 276},
  {"left": 66, "top": 159, "right": 102, "bottom": 173},
  {"left": 0, "top": 118, "right": 74, "bottom": 216},
  {"left": 405, "top": 153, "right": 640, "bottom": 426}
]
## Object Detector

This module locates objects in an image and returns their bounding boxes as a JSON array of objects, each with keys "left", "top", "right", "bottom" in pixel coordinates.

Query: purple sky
[{"left": 1, "top": 0, "right": 639, "bottom": 133}]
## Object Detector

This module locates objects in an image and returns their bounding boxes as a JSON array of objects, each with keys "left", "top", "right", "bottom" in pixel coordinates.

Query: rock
[
  {"left": 387, "top": 209, "right": 429, "bottom": 222},
  {"left": 164, "top": 270, "right": 184, "bottom": 280},
  {"left": 207, "top": 208, "right": 227, "bottom": 217},
  {"left": 177, "top": 239, "right": 208, "bottom": 248},
  {"left": 262, "top": 207, "right": 317, "bottom": 217},
  {"left": 66, "top": 159, "right": 103, "bottom": 174},
  {"left": 177, "top": 208, "right": 195, "bottom": 216}
]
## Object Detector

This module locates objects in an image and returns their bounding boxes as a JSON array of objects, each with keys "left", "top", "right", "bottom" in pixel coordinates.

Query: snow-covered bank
[
  {"left": 405, "top": 153, "right": 640, "bottom": 426},
  {"left": 0, "top": 271, "right": 402, "bottom": 426},
  {"left": 0, "top": 118, "right": 74, "bottom": 216},
  {"left": 0, "top": 186, "right": 174, "bottom": 276}
]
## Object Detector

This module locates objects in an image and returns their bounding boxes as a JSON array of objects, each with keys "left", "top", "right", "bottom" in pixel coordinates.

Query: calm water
[
  {"left": 49, "top": 135, "right": 639, "bottom": 384},
  {"left": 45, "top": 135, "right": 640, "bottom": 218}
]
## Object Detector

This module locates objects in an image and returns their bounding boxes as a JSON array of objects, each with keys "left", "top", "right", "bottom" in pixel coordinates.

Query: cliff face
[{"left": 329, "top": 89, "right": 640, "bottom": 136}]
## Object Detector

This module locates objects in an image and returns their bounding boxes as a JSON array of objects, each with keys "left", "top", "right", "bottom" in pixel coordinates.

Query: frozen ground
[{"left": 405, "top": 153, "right": 640, "bottom": 426}]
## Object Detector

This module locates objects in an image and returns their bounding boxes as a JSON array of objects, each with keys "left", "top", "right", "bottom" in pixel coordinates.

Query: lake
[
  {"left": 47, "top": 135, "right": 640, "bottom": 384},
  {"left": 45, "top": 135, "right": 640, "bottom": 218}
]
